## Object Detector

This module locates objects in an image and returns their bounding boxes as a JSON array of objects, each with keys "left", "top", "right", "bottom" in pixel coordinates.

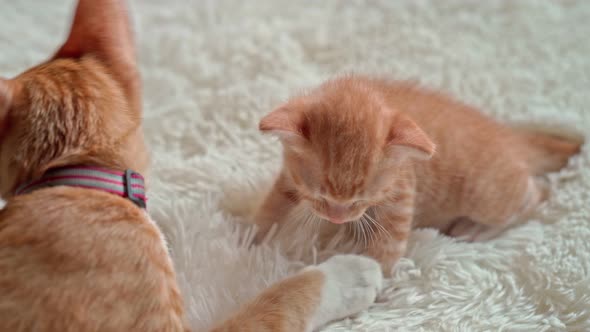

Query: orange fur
[
  {"left": 255, "top": 75, "right": 582, "bottom": 273},
  {"left": 210, "top": 269, "right": 325, "bottom": 332},
  {"left": 0, "top": 2, "right": 380, "bottom": 331},
  {"left": 211, "top": 254, "right": 382, "bottom": 332},
  {"left": 0, "top": 0, "right": 190, "bottom": 330}
]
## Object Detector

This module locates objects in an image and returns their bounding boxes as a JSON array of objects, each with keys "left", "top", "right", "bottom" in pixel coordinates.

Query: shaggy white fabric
[{"left": 1, "top": 0, "right": 589, "bottom": 331}]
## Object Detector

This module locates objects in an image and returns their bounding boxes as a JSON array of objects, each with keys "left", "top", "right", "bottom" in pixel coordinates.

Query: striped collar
[{"left": 14, "top": 166, "right": 147, "bottom": 209}]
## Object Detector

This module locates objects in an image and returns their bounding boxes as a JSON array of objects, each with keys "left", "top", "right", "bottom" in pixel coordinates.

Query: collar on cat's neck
[{"left": 14, "top": 166, "right": 147, "bottom": 209}]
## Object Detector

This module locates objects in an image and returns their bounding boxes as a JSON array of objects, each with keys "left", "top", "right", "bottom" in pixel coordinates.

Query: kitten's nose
[{"left": 326, "top": 203, "right": 349, "bottom": 224}]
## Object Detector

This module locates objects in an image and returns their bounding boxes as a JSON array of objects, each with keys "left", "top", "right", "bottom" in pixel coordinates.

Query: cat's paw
[{"left": 306, "top": 254, "right": 383, "bottom": 329}]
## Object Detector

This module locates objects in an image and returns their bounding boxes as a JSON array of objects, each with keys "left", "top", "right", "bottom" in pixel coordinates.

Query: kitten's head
[
  {"left": 260, "top": 77, "right": 435, "bottom": 224},
  {"left": 0, "top": 0, "right": 147, "bottom": 197}
]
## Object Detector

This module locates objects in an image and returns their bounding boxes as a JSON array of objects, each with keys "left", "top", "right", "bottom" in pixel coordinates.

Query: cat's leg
[
  {"left": 453, "top": 170, "right": 547, "bottom": 242},
  {"left": 366, "top": 194, "right": 414, "bottom": 276},
  {"left": 209, "top": 255, "right": 383, "bottom": 332},
  {"left": 253, "top": 174, "right": 299, "bottom": 244},
  {"left": 445, "top": 217, "right": 488, "bottom": 242}
]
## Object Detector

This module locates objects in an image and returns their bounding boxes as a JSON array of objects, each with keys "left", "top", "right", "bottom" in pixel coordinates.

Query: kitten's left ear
[
  {"left": 53, "top": 0, "right": 140, "bottom": 112},
  {"left": 259, "top": 105, "right": 308, "bottom": 143},
  {"left": 387, "top": 114, "right": 435, "bottom": 160}
]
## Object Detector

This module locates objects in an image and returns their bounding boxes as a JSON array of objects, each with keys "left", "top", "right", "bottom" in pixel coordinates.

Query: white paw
[{"left": 306, "top": 254, "right": 383, "bottom": 330}]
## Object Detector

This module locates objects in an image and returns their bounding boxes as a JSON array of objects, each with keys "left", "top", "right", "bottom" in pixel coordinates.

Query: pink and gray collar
[{"left": 14, "top": 166, "right": 147, "bottom": 208}]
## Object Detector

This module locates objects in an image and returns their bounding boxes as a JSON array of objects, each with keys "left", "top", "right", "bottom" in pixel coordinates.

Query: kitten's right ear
[
  {"left": 259, "top": 106, "right": 308, "bottom": 143},
  {"left": 53, "top": 0, "right": 140, "bottom": 112},
  {"left": 386, "top": 114, "right": 436, "bottom": 160}
]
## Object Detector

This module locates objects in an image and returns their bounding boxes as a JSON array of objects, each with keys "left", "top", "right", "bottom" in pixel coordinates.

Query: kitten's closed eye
[{"left": 317, "top": 197, "right": 357, "bottom": 208}]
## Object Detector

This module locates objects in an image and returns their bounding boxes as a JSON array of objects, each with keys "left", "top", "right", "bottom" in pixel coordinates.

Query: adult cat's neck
[{"left": 5, "top": 126, "right": 148, "bottom": 198}]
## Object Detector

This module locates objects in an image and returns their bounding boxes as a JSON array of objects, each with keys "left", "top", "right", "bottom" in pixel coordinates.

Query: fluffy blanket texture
[{"left": 1, "top": 0, "right": 589, "bottom": 331}]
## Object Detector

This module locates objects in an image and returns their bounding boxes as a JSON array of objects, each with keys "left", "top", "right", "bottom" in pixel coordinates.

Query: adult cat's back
[{"left": 0, "top": 188, "right": 186, "bottom": 331}]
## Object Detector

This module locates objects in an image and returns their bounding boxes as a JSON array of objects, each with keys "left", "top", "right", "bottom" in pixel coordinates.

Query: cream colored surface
[{"left": 1, "top": 1, "right": 588, "bottom": 330}]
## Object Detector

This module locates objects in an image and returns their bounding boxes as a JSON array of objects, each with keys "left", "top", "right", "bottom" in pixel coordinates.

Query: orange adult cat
[
  {"left": 255, "top": 75, "right": 581, "bottom": 274},
  {"left": 0, "top": 1, "right": 382, "bottom": 331}
]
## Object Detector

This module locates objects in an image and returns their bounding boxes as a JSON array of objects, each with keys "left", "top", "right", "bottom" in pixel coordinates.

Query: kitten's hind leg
[
  {"left": 444, "top": 217, "right": 488, "bottom": 242},
  {"left": 451, "top": 176, "right": 548, "bottom": 242}
]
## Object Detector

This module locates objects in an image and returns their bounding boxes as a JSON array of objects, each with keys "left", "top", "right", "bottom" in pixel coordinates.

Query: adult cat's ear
[
  {"left": 259, "top": 106, "right": 308, "bottom": 143},
  {"left": 386, "top": 114, "right": 435, "bottom": 160},
  {"left": 53, "top": 0, "right": 140, "bottom": 112},
  {"left": 0, "top": 78, "right": 14, "bottom": 122}
]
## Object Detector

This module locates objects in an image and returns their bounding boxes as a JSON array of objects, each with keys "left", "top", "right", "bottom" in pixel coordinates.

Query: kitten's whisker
[
  {"left": 315, "top": 214, "right": 322, "bottom": 231},
  {"left": 364, "top": 212, "right": 393, "bottom": 242},
  {"left": 360, "top": 217, "right": 370, "bottom": 248},
  {"left": 303, "top": 210, "right": 315, "bottom": 231},
  {"left": 289, "top": 206, "right": 305, "bottom": 225},
  {"left": 364, "top": 216, "right": 378, "bottom": 247},
  {"left": 357, "top": 219, "right": 364, "bottom": 248},
  {"left": 358, "top": 221, "right": 365, "bottom": 248},
  {"left": 359, "top": 216, "right": 372, "bottom": 248},
  {"left": 290, "top": 205, "right": 314, "bottom": 238},
  {"left": 309, "top": 213, "right": 321, "bottom": 241},
  {"left": 367, "top": 214, "right": 389, "bottom": 239},
  {"left": 364, "top": 219, "right": 371, "bottom": 248},
  {"left": 351, "top": 221, "right": 359, "bottom": 246}
]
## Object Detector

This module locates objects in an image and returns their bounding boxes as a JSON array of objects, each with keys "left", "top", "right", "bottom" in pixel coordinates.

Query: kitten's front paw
[{"left": 306, "top": 255, "right": 383, "bottom": 329}]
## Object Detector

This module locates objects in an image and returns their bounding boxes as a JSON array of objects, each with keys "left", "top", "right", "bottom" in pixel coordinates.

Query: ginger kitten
[
  {"left": 0, "top": 1, "right": 381, "bottom": 331},
  {"left": 255, "top": 75, "right": 582, "bottom": 274}
]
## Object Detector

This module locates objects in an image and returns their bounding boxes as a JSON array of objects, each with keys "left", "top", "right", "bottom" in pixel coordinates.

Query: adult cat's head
[
  {"left": 260, "top": 76, "right": 435, "bottom": 224},
  {"left": 0, "top": 0, "right": 148, "bottom": 198}
]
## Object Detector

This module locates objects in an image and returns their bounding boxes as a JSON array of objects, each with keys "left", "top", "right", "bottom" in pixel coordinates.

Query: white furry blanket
[{"left": 1, "top": 0, "right": 589, "bottom": 331}]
